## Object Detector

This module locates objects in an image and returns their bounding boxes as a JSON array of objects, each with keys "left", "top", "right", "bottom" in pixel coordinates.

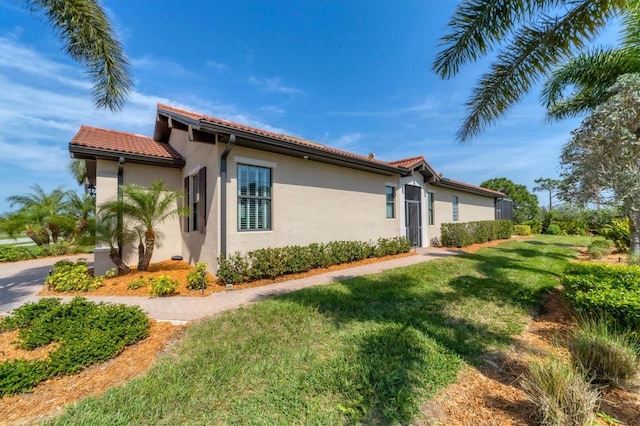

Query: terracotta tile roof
[
  {"left": 157, "top": 103, "right": 396, "bottom": 168},
  {"left": 388, "top": 155, "right": 425, "bottom": 169},
  {"left": 70, "top": 125, "right": 184, "bottom": 160}
]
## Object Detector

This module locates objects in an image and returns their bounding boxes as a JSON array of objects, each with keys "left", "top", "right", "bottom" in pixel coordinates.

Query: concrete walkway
[{"left": 1, "top": 248, "right": 459, "bottom": 323}]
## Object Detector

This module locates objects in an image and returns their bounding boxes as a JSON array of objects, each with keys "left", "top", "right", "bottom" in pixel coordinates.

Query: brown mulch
[
  {"left": 0, "top": 321, "right": 185, "bottom": 426},
  {"left": 38, "top": 252, "right": 416, "bottom": 298}
]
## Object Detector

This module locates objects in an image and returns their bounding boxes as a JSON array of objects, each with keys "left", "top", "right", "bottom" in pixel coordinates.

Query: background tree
[
  {"left": 3, "top": 184, "right": 75, "bottom": 245},
  {"left": 69, "top": 160, "right": 88, "bottom": 186},
  {"left": 23, "top": 0, "right": 131, "bottom": 110},
  {"left": 480, "top": 177, "right": 539, "bottom": 223},
  {"left": 533, "top": 177, "right": 562, "bottom": 211},
  {"left": 434, "top": 0, "right": 635, "bottom": 141},
  {"left": 99, "top": 180, "right": 186, "bottom": 271},
  {"left": 559, "top": 73, "right": 640, "bottom": 256}
]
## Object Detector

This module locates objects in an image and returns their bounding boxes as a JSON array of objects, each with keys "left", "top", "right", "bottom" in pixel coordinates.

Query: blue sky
[{"left": 0, "top": 0, "right": 621, "bottom": 214}]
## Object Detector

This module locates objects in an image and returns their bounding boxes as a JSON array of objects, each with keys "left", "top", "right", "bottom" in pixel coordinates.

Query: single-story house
[{"left": 69, "top": 104, "right": 508, "bottom": 275}]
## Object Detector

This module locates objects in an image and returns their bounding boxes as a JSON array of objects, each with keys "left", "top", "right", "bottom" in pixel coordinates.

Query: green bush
[
  {"left": 40, "top": 242, "right": 73, "bottom": 257},
  {"left": 521, "top": 358, "right": 598, "bottom": 426},
  {"left": 127, "top": 276, "right": 147, "bottom": 290},
  {"left": 45, "top": 259, "right": 104, "bottom": 292},
  {"left": 148, "top": 275, "right": 179, "bottom": 297},
  {"left": 216, "top": 238, "right": 411, "bottom": 284},
  {"left": 587, "top": 238, "right": 612, "bottom": 260},
  {"left": 545, "top": 223, "right": 564, "bottom": 235},
  {"left": 0, "top": 297, "right": 149, "bottom": 396},
  {"left": 599, "top": 217, "right": 630, "bottom": 253},
  {"left": 562, "top": 263, "right": 640, "bottom": 334},
  {"left": 513, "top": 224, "right": 531, "bottom": 236},
  {"left": 186, "top": 262, "right": 209, "bottom": 290},
  {"left": 0, "top": 244, "right": 42, "bottom": 262},
  {"left": 217, "top": 252, "right": 250, "bottom": 285},
  {"left": 567, "top": 317, "right": 639, "bottom": 388},
  {"left": 440, "top": 220, "right": 513, "bottom": 247}
]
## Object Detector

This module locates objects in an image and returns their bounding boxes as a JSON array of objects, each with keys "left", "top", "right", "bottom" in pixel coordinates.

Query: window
[
  {"left": 238, "top": 164, "right": 271, "bottom": 231},
  {"left": 452, "top": 196, "right": 459, "bottom": 221},
  {"left": 184, "top": 167, "right": 207, "bottom": 233},
  {"left": 427, "top": 192, "right": 434, "bottom": 225},
  {"left": 385, "top": 186, "right": 395, "bottom": 218},
  {"left": 192, "top": 173, "right": 200, "bottom": 231}
]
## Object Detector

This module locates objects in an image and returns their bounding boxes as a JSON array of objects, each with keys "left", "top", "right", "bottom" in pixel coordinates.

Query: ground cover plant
[
  {"left": 0, "top": 298, "right": 150, "bottom": 396},
  {"left": 44, "top": 235, "right": 589, "bottom": 425}
]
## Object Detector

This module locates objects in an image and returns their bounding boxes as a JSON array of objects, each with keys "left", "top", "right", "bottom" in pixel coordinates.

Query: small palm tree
[
  {"left": 23, "top": 0, "right": 132, "bottom": 111},
  {"left": 433, "top": 0, "right": 636, "bottom": 142},
  {"left": 5, "top": 184, "right": 75, "bottom": 245},
  {"left": 100, "top": 180, "right": 186, "bottom": 271},
  {"left": 94, "top": 215, "right": 134, "bottom": 275}
]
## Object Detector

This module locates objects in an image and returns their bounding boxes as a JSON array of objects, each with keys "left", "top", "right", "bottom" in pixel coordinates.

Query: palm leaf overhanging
[
  {"left": 434, "top": 0, "right": 631, "bottom": 142},
  {"left": 24, "top": 0, "right": 132, "bottom": 111}
]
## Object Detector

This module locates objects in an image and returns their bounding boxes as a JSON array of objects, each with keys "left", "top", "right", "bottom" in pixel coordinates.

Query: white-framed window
[
  {"left": 238, "top": 164, "right": 271, "bottom": 231},
  {"left": 385, "top": 186, "right": 395, "bottom": 219},
  {"left": 452, "top": 196, "right": 459, "bottom": 221},
  {"left": 427, "top": 192, "right": 434, "bottom": 225},
  {"left": 184, "top": 167, "right": 206, "bottom": 234}
]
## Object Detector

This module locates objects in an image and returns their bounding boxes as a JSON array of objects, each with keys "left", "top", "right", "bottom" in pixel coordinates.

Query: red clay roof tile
[{"left": 70, "top": 125, "right": 184, "bottom": 160}]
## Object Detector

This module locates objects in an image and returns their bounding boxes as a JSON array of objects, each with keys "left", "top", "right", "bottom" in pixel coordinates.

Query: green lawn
[{"left": 45, "top": 235, "right": 590, "bottom": 425}]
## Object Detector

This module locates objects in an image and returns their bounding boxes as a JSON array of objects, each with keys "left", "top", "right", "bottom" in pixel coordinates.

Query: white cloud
[
  {"left": 261, "top": 105, "right": 285, "bottom": 115},
  {"left": 328, "top": 96, "right": 444, "bottom": 118},
  {"left": 206, "top": 60, "right": 229, "bottom": 72},
  {"left": 249, "top": 76, "right": 305, "bottom": 96}
]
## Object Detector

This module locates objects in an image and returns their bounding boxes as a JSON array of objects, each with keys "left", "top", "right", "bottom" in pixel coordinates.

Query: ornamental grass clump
[
  {"left": 567, "top": 317, "right": 640, "bottom": 389},
  {"left": 521, "top": 358, "right": 598, "bottom": 426}
]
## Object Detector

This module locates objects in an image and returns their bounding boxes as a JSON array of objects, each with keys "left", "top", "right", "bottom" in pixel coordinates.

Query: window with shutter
[{"left": 237, "top": 164, "right": 271, "bottom": 231}]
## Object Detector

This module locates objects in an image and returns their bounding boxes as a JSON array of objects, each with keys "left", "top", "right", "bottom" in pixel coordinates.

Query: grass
[{"left": 44, "top": 235, "right": 590, "bottom": 425}]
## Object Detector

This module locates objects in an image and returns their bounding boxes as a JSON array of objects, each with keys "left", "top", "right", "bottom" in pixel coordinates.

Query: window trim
[
  {"left": 385, "top": 185, "right": 395, "bottom": 219},
  {"left": 237, "top": 163, "right": 272, "bottom": 232}
]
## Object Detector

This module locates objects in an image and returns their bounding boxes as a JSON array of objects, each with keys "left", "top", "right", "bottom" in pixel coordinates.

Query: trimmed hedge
[
  {"left": 513, "top": 224, "right": 531, "bottom": 236},
  {"left": 561, "top": 263, "right": 640, "bottom": 334},
  {"left": 0, "top": 297, "right": 149, "bottom": 396},
  {"left": 440, "top": 220, "right": 513, "bottom": 248},
  {"left": 0, "top": 242, "right": 74, "bottom": 262},
  {"left": 218, "top": 237, "right": 411, "bottom": 284}
]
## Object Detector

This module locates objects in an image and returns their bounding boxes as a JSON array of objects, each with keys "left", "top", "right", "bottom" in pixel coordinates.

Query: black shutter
[
  {"left": 184, "top": 176, "right": 189, "bottom": 232},
  {"left": 199, "top": 167, "right": 207, "bottom": 234}
]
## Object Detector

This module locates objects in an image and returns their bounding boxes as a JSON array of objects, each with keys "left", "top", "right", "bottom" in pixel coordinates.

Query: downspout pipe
[
  {"left": 117, "top": 157, "right": 125, "bottom": 260},
  {"left": 220, "top": 134, "right": 236, "bottom": 258}
]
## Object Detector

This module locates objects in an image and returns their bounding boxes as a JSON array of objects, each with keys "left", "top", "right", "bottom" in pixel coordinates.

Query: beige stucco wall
[
  {"left": 93, "top": 159, "right": 182, "bottom": 274},
  {"left": 225, "top": 146, "right": 402, "bottom": 256},
  {"left": 426, "top": 184, "right": 495, "bottom": 244},
  {"left": 168, "top": 129, "right": 220, "bottom": 272}
]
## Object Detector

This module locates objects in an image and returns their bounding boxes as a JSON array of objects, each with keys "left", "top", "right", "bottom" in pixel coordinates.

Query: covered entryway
[{"left": 405, "top": 185, "right": 422, "bottom": 247}]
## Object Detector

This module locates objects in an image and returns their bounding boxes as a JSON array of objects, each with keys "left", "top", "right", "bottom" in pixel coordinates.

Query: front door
[{"left": 404, "top": 185, "right": 422, "bottom": 247}]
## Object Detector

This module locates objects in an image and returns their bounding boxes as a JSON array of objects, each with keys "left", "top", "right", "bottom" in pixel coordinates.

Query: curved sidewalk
[{"left": 2, "top": 248, "right": 458, "bottom": 323}]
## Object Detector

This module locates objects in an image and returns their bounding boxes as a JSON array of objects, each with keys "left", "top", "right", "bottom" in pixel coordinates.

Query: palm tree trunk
[
  {"left": 137, "top": 241, "right": 145, "bottom": 271},
  {"left": 48, "top": 222, "right": 60, "bottom": 243},
  {"left": 109, "top": 247, "right": 130, "bottom": 275},
  {"left": 629, "top": 211, "right": 640, "bottom": 258},
  {"left": 141, "top": 230, "right": 155, "bottom": 271}
]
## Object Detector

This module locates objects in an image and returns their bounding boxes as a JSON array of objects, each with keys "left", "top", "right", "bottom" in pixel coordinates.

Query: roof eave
[
  {"left": 431, "top": 180, "right": 504, "bottom": 198},
  {"left": 69, "top": 144, "right": 186, "bottom": 168}
]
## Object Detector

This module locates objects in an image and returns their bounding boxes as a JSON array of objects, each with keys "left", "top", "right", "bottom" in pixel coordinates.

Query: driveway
[{"left": 0, "top": 254, "right": 94, "bottom": 316}]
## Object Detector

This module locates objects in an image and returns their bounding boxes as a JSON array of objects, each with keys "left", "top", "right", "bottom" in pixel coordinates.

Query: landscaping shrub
[
  {"left": 0, "top": 244, "right": 42, "bottom": 262},
  {"left": 521, "top": 358, "right": 598, "bottom": 426},
  {"left": 586, "top": 238, "right": 612, "bottom": 260},
  {"left": 127, "top": 276, "right": 147, "bottom": 290},
  {"left": 216, "top": 238, "right": 411, "bottom": 284},
  {"left": 40, "top": 242, "right": 73, "bottom": 257},
  {"left": 45, "top": 259, "right": 104, "bottom": 292},
  {"left": 599, "top": 217, "right": 630, "bottom": 252},
  {"left": 545, "top": 223, "right": 564, "bottom": 235},
  {"left": 567, "top": 317, "right": 640, "bottom": 388},
  {"left": 148, "top": 275, "right": 179, "bottom": 297},
  {"left": 186, "top": 262, "right": 209, "bottom": 290},
  {"left": 0, "top": 297, "right": 149, "bottom": 396},
  {"left": 513, "top": 224, "right": 531, "bottom": 236},
  {"left": 562, "top": 263, "right": 640, "bottom": 335},
  {"left": 440, "top": 220, "right": 513, "bottom": 247}
]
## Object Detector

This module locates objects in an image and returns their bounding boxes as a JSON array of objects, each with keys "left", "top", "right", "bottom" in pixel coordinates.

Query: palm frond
[
  {"left": 457, "top": 0, "right": 621, "bottom": 141},
  {"left": 433, "top": 0, "right": 557, "bottom": 79},
  {"left": 542, "top": 48, "right": 640, "bottom": 120},
  {"left": 25, "top": 0, "right": 132, "bottom": 111}
]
